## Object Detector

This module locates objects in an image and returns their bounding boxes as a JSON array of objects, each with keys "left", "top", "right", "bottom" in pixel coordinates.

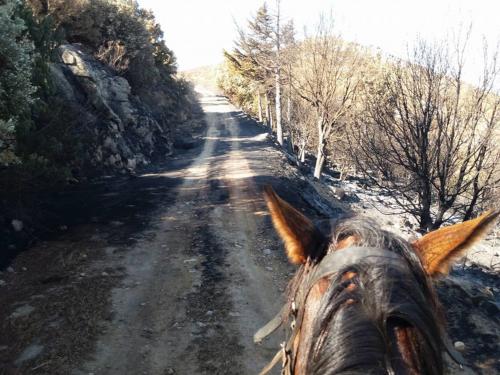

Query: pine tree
[{"left": 231, "top": 2, "right": 294, "bottom": 145}]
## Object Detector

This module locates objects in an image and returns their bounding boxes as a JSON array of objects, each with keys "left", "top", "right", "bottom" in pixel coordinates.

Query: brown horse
[{"left": 255, "top": 186, "right": 498, "bottom": 375}]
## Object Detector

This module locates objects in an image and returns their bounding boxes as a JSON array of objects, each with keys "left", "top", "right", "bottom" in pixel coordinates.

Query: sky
[{"left": 138, "top": 0, "right": 500, "bottom": 80}]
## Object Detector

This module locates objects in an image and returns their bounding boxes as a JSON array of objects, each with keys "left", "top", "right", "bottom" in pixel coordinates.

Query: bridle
[{"left": 254, "top": 246, "right": 465, "bottom": 375}]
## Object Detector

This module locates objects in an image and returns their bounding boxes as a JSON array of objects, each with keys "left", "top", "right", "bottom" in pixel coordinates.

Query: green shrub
[{"left": 0, "top": 0, "right": 36, "bottom": 166}]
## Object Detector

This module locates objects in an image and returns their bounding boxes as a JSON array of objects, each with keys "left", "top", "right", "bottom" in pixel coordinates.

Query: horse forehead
[
  {"left": 311, "top": 277, "right": 331, "bottom": 297},
  {"left": 309, "top": 270, "right": 357, "bottom": 299},
  {"left": 334, "top": 235, "right": 360, "bottom": 251},
  {"left": 303, "top": 245, "right": 412, "bottom": 308}
]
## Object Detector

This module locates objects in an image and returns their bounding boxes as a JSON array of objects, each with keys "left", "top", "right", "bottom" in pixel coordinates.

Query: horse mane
[{"left": 286, "top": 216, "right": 446, "bottom": 375}]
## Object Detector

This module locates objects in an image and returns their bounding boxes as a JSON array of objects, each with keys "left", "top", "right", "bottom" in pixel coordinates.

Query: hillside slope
[{"left": 0, "top": 0, "right": 203, "bottom": 268}]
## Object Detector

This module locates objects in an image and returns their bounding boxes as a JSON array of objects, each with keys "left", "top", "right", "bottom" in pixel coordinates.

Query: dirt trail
[
  {"left": 70, "top": 94, "right": 294, "bottom": 375},
  {"left": 1, "top": 92, "right": 312, "bottom": 375},
  {"left": 2, "top": 93, "right": 499, "bottom": 375}
]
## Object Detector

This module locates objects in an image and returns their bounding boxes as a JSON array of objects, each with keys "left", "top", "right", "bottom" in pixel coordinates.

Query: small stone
[
  {"left": 333, "top": 187, "right": 346, "bottom": 200},
  {"left": 140, "top": 302, "right": 147, "bottom": 306},
  {"left": 11, "top": 219, "right": 23, "bottom": 232},
  {"left": 59, "top": 225, "right": 68, "bottom": 231},
  {"left": 80, "top": 273, "right": 86, "bottom": 277},
  {"left": 7, "top": 267, "right": 14, "bottom": 273},
  {"left": 482, "top": 287, "right": 494, "bottom": 297},
  {"left": 110, "top": 221, "right": 124, "bottom": 227},
  {"left": 266, "top": 266, "right": 273, "bottom": 271},
  {"left": 82, "top": 253, "right": 88, "bottom": 259},
  {"left": 263, "top": 249, "right": 272, "bottom": 255},
  {"left": 101, "top": 272, "right": 109, "bottom": 277},
  {"left": 10, "top": 305, "right": 35, "bottom": 319},
  {"left": 164, "top": 368, "right": 176, "bottom": 375},
  {"left": 21, "top": 267, "right": 27, "bottom": 272},
  {"left": 205, "top": 310, "right": 214, "bottom": 316},
  {"left": 454, "top": 341, "right": 466, "bottom": 351},
  {"left": 0, "top": 280, "right": 6, "bottom": 286},
  {"left": 15, "top": 344, "right": 44, "bottom": 365}
]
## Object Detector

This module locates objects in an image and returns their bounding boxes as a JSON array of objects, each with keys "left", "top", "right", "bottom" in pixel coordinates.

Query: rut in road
[{"left": 78, "top": 94, "right": 293, "bottom": 375}]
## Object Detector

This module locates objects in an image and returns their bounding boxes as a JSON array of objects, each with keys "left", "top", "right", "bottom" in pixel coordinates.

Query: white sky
[{"left": 138, "top": 0, "right": 500, "bottom": 80}]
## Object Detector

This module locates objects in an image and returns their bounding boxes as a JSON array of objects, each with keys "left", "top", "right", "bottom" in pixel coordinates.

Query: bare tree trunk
[
  {"left": 287, "top": 95, "right": 291, "bottom": 125},
  {"left": 265, "top": 92, "right": 271, "bottom": 128},
  {"left": 299, "top": 139, "right": 306, "bottom": 163},
  {"left": 275, "top": 0, "right": 283, "bottom": 145},
  {"left": 463, "top": 144, "right": 490, "bottom": 221},
  {"left": 314, "top": 117, "right": 325, "bottom": 179},
  {"left": 463, "top": 179, "right": 480, "bottom": 221},
  {"left": 276, "top": 69, "right": 283, "bottom": 144},
  {"left": 433, "top": 206, "right": 447, "bottom": 230},
  {"left": 257, "top": 92, "right": 263, "bottom": 122},
  {"left": 314, "top": 147, "right": 325, "bottom": 179},
  {"left": 420, "top": 182, "right": 434, "bottom": 232}
]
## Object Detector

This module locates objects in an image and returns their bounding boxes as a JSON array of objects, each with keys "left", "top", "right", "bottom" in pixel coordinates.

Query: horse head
[{"left": 256, "top": 186, "right": 498, "bottom": 375}]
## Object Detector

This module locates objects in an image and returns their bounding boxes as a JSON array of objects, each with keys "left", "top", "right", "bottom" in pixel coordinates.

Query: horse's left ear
[
  {"left": 264, "top": 186, "right": 325, "bottom": 264},
  {"left": 412, "top": 210, "right": 499, "bottom": 276}
]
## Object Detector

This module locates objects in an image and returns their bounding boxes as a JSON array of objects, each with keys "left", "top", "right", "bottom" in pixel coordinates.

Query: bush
[
  {"left": 0, "top": 0, "right": 36, "bottom": 166},
  {"left": 27, "top": 0, "right": 177, "bottom": 91},
  {"left": 1, "top": 0, "right": 199, "bottom": 191}
]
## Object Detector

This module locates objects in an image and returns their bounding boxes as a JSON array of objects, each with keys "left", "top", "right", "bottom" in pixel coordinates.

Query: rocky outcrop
[{"left": 50, "top": 43, "right": 174, "bottom": 175}]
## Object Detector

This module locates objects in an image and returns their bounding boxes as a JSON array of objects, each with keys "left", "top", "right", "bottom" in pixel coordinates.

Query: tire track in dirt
[
  {"left": 75, "top": 95, "right": 289, "bottom": 375},
  {"left": 183, "top": 182, "right": 243, "bottom": 374}
]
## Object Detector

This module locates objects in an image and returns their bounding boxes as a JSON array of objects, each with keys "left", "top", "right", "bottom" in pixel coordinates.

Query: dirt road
[
  {"left": 3, "top": 94, "right": 498, "bottom": 375},
  {"left": 2, "top": 93, "right": 317, "bottom": 374},
  {"left": 75, "top": 94, "right": 298, "bottom": 375}
]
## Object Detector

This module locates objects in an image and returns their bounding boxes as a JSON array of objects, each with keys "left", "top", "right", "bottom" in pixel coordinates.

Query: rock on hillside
[{"left": 50, "top": 43, "right": 176, "bottom": 175}]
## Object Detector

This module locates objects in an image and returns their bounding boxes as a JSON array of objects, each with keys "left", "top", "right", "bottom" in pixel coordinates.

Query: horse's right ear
[
  {"left": 412, "top": 210, "right": 499, "bottom": 276},
  {"left": 264, "top": 186, "right": 325, "bottom": 264}
]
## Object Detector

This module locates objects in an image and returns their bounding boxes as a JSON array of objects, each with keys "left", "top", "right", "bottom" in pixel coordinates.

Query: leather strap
[
  {"left": 254, "top": 246, "right": 466, "bottom": 374},
  {"left": 254, "top": 305, "right": 287, "bottom": 344},
  {"left": 257, "top": 348, "right": 283, "bottom": 375}
]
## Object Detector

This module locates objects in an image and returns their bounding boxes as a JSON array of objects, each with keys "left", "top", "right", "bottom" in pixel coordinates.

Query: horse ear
[
  {"left": 412, "top": 210, "right": 499, "bottom": 276},
  {"left": 264, "top": 186, "right": 324, "bottom": 264}
]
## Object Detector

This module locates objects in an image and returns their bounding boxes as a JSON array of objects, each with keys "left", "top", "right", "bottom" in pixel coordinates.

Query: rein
[{"left": 254, "top": 246, "right": 465, "bottom": 375}]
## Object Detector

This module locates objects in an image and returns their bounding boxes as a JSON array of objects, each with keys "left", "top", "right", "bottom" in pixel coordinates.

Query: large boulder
[{"left": 49, "top": 44, "right": 174, "bottom": 175}]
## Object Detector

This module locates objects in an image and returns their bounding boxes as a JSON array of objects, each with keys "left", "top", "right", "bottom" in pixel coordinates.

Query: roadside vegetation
[
  {"left": 0, "top": 0, "right": 203, "bottom": 265},
  {"left": 219, "top": 2, "right": 500, "bottom": 232},
  {"left": 0, "top": 0, "right": 197, "bottom": 190}
]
